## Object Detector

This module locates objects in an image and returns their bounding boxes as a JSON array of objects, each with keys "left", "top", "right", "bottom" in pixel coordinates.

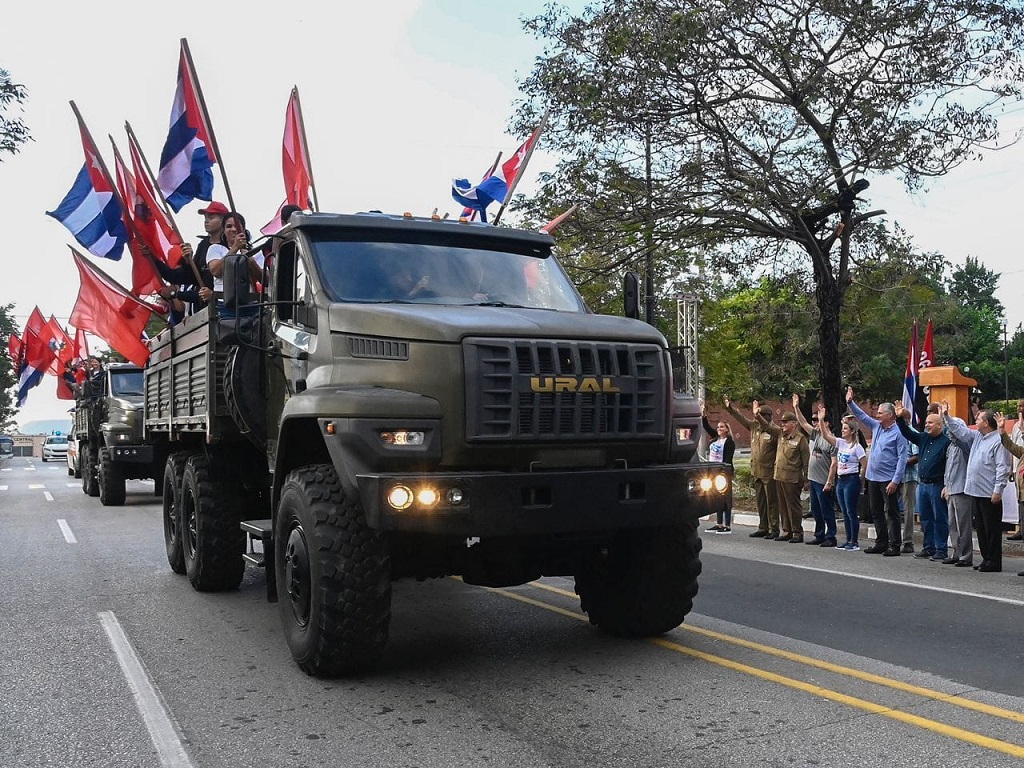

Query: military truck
[
  {"left": 73, "top": 362, "right": 162, "bottom": 504},
  {"left": 145, "top": 212, "right": 730, "bottom": 676}
]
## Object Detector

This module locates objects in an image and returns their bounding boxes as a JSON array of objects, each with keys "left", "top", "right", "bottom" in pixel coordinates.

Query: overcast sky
[{"left": 3, "top": 0, "right": 1022, "bottom": 429}]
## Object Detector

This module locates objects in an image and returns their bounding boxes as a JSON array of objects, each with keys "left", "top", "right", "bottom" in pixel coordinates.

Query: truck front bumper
[
  {"left": 357, "top": 464, "right": 730, "bottom": 536},
  {"left": 109, "top": 445, "right": 154, "bottom": 463}
]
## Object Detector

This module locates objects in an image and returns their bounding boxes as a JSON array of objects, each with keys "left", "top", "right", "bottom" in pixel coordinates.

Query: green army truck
[
  {"left": 144, "top": 212, "right": 730, "bottom": 676},
  {"left": 72, "top": 362, "right": 162, "bottom": 505}
]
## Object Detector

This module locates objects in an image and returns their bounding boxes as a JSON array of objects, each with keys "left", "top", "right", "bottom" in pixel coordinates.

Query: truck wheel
[
  {"left": 162, "top": 452, "right": 191, "bottom": 575},
  {"left": 575, "top": 520, "right": 702, "bottom": 637},
  {"left": 98, "top": 448, "right": 126, "bottom": 506},
  {"left": 181, "top": 454, "right": 245, "bottom": 591},
  {"left": 82, "top": 449, "right": 99, "bottom": 497},
  {"left": 275, "top": 464, "right": 391, "bottom": 677}
]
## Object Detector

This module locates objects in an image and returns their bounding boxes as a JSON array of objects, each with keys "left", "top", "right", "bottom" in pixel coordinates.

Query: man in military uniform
[
  {"left": 724, "top": 397, "right": 781, "bottom": 538},
  {"left": 758, "top": 410, "right": 811, "bottom": 542}
]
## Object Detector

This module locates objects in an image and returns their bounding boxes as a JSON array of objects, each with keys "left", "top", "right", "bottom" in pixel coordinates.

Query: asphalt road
[{"left": 2, "top": 455, "right": 1023, "bottom": 768}]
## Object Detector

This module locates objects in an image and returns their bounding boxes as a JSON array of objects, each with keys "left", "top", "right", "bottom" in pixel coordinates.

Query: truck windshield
[
  {"left": 110, "top": 371, "right": 144, "bottom": 397},
  {"left": 308, "top": 236, "right": 586, "bottom": 312}
]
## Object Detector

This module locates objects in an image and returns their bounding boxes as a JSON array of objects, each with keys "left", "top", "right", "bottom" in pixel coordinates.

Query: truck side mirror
[
  {"left": 623, "top": 271, "right": 641, "bottom": 320},
  {"left": 223, "top": 253, "right": 251, "bottom": 312}
]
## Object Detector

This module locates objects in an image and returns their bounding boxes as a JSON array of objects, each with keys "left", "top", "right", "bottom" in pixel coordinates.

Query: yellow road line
[
  {"left": 481, "top": 582, "right": 1024, "bottom": 759},
  {"left": 527, "top": 580, "right": 1024, "bottom": 725}
]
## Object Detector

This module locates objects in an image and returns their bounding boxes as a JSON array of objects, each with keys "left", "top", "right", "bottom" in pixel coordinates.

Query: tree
[
  {"left": 0, "top": 68, "right": 31, "bottom": 159},
  {"left": 517, "top": 0, "right": 1024, "bottom": 419},
  {"left": 0, "top": 304, "right": 18, "bottom": 431},
  {"left": 948, "top": 256, "right": 1003, "bottom": 317}
]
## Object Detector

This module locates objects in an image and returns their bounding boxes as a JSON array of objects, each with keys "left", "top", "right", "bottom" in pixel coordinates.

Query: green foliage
[
  {"left": 949, "top": 256, "right": 1003, "bottom": 317},
  {"left": 515, "top": 0, "right": 1024, "bottom": 415},
  {"left": 0, "top": 304, "right": 18, "bottom": 430},
  {"left": 0, "top": 68, "right": 31, "bottom": 159}
]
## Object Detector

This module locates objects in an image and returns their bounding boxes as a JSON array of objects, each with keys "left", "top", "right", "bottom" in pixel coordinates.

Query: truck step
[
  {"left": 240, "top": 519, "right": 272, "bottom": 540},
  {"left": 243, "top": 551, "right": 266, "bottom": 567}
]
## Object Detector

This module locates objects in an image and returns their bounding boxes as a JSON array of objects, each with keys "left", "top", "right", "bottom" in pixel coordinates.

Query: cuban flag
[
  {"left": 902, "top": 321, "right": 920, "bottom": 429},
  {"left": 157, "top": 41, "right": 215, "bottom": 212},
  {"left": 451, "top": 120, "right": 544, "bottom": 222},
  {"left": 16, "top": 308, "right": 52, "bottom": 407},
  {"left": 46, "top": 119, "right": 128, "bottom": 261}
]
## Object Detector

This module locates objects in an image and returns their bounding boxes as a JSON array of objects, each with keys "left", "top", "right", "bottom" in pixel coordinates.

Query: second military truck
[{"left": 144, "top": 212, "right": 730, "bottom": 676}]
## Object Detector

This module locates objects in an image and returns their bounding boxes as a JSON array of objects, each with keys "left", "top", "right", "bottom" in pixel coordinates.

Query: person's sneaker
[
  {"left": 863, "top": 544, "right": 886, "bottom": 554},
  {"left": 705, "top": 524, "right": 723, "bottom": 533},
  {"left": 883, "top": 548, "right": 901, "bottom": 557},
  {"left": 1006, "top": 532, "right": 1023, "bottom": 541},
  {"left": 717, "top": 526, "right": 732, "bottom": 534},
  {"left": 846, "top": 543, "right": 860, "bottom": 551},
  {"left": 930, "top": 552, "right": 948, "bottom": 562},
  {"left": 819, "top": 538, "right": 837, "bottom": 548},
  {"left": 749, "top": 530, "right": 769, "bottom": 538},
  {"left": 913, "top": 549, "right": 935, "bottom": 559},
  {"left": 901, "top": 542, "right": 914, "bottom": 553}
]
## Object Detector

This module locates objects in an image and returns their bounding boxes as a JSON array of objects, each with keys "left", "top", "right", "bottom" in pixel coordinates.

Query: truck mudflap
[{"left": 356, "top": 464, "right": 730, "bottom": 536}]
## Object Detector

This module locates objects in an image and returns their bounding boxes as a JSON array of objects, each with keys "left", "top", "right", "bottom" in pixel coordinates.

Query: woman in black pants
[{"left": 703, "top": 403, "right": 736, "bottom": 533}]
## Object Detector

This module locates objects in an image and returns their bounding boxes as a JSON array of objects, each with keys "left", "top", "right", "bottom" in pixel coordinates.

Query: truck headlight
[
  {"left": 714, "top": 474, "right": 729, "bottom": 493},
  {"left": 379, "top": 430, "right": 425, "bottom": 446},
  {"left": 675, "top": 427, "right": 692, "bottom": 443},
  {"left": 387, "top": 485, "right": 414, "bottom": 510}
]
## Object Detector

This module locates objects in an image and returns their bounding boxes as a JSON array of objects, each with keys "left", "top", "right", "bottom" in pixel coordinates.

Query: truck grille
[{"left": 464, "top": 338, "right": 666, "bottom": 442}]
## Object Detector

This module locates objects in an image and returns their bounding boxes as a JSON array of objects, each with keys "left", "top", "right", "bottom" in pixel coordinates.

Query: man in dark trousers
[{"left": 847, "top": 386, "right": 909, "bottom": 556}]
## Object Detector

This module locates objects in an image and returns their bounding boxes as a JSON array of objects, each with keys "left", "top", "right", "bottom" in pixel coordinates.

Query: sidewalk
[{"left": 713, "top": 508, "right": 1024, "bottom": 558}]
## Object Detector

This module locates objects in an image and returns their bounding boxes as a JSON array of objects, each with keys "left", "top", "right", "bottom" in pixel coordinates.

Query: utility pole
[{"left": 1004, "top": 322, "right": 1010, "bottom": 402}]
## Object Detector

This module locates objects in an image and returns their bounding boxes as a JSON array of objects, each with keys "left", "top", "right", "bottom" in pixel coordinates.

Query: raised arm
[
  {"left": 723, "top": 396, "right": 755, "bottom": 431},
  {"left": 817, "top": 405, "right": 838, "bottom": 446},
  {"left": 791, "top": 393, "right": 813, "bottom": 437}
]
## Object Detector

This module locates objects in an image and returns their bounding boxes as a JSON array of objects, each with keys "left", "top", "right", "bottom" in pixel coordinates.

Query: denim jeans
[
  {"left": 809, "top": 480, "right": 838, "bottom": 540},
  {"left": 836, "top": 474, "right": 861, "bottom": 544},
  {"left": 916, "top": 481, "right": 949, "bottom": 555}
]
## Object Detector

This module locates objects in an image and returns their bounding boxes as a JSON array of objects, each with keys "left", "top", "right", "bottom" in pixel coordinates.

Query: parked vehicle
[{"left": 42, "top": 434, "right": 69, "bottom": 462}]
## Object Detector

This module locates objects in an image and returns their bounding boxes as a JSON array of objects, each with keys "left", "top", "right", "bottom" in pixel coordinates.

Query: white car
[{"left": 42, "top": 435, "right": 69, "bottom": 462}]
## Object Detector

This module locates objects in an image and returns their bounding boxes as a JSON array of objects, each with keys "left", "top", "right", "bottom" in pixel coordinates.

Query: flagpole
[
  {"left": 493, "top": 109, "right": 550, "bottom": 226},
  {"left": 540, "top": 203, "right": 578, "bottom": 234},
  {"left": 125, "top": 121, "right": 205, "bottom": 288},
  {"left": 180, "top": 38, "right": 235, "bottom": 211},
  {"left": 291, "top": 86, "right": 319, "bottom": 211}
]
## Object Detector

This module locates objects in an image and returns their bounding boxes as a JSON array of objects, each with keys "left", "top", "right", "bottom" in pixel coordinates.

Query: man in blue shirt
[{"left": 847, "top": 386, "right": 909, "bottom": 556}]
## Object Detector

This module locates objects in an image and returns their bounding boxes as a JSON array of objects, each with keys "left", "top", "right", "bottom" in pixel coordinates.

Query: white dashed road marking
[
  {"left": 99, "top": 612, "right": 194, "bottom": 768},
  {"left": 44, "top": 491, "right": 54, "bottom": 501},
  {"left": 57, "top": 519, "right": 77, "bottom": 544},
  {"left": 29, "top": 484, "right": 45, "bottom": 489}
]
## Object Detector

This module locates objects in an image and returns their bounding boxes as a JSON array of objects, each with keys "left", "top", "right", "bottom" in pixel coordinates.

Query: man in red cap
[{"left": 155, "top": 201, "right": 227, "bottom": 317}]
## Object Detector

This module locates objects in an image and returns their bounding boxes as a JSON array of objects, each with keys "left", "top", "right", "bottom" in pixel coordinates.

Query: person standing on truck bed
[
  {"left": 154, "top": 201, "right": 226, "bottom": 316},
  {"left": 206, "top": 211, "right": 260, "bottom": 319}
]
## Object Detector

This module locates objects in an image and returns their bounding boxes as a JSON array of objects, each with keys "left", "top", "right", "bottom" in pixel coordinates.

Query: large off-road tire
[
  {"left": 98, "top": 448, "right": 126, "bottom": 506},
  {"left": 162, "top": 452, "right": 192, "bottom": 574},
  {"left": 275, "top": 464, "right": 392, "bottom": 677},
  {"left": 575, "top": 519, "right": 702, "bottom": 637},
  {"left": 82, "top": 448, "right": 99, "bottom": 497},
  {"left": 181, "top": 454, "right": 245, "bottom": 591}
]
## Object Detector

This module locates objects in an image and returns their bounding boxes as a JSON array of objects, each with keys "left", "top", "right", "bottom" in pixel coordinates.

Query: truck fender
[{"left": 272, "top": 386, "right": 441, "bottom": 505}]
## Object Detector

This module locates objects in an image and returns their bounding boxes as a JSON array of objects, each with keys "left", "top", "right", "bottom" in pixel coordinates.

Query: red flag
[
  {"left": 8, "top": 332, "right": 21, "bottom": 363},
  {"left": 73, "top": 327, "right": 89, "bottom": 362},
  {"left": 540, "top": 204, "right": 579, "bottom": 234},
  {"left": 919, "top": 319, "right": 934, "bottom": 369},
  {"left": 111, "top": 140, "right": 165, "bottom": 297},
  {"left": 23, "top": 307, "right": 55, "bottom": 371},
  {"left": 42, "top": 316, "right": 71, "bottom": 375},
  {"left": 282, "top": 87, "right": 313, "bottom": 210},
  {"left": 127, "top": 129, "right": 183, "bottom": 266},
  {"left": 69, "top": 248, "right": 155, "bottom": 367}
]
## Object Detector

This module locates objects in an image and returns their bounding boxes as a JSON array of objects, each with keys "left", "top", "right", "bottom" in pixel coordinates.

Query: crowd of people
[{"left": 703, "top": 392, "right": 1024, "bottom": 577}]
